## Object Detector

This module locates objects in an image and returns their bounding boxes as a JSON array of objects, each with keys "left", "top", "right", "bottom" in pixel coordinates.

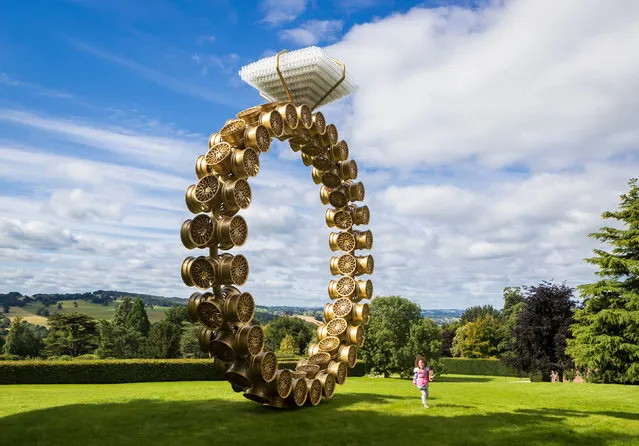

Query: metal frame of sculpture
[{"left": 180, "top": 49, "right": 372, "bottom": 408}]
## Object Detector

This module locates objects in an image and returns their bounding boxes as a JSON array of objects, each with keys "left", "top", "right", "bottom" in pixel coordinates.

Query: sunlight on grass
[{"left": 1, "top": 376, "right": 637, "bottom": 446}]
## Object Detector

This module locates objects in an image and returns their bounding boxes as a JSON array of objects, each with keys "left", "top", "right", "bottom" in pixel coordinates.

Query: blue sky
[{"left": 1, "top": 0, "right": 638, "bottom": 309}]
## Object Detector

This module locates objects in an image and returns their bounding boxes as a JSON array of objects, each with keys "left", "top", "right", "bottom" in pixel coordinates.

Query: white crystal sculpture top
[{"left": 238, "top": 46, "right": 357, "bottom": 108}]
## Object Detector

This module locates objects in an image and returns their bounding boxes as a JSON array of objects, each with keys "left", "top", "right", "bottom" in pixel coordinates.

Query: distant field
[
  {"left": 5, "top": 300, "right": 170, "bottom": 326},
  {"left": 1, "top": 375, "right": 637, "bottom": 445},
  {"left": 293, "top": 314, "right": 322, "bottom": 326}
]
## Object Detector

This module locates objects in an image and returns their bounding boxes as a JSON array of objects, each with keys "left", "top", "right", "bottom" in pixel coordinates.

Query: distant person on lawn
[{"left": 413, "top": 355, "right": 430, "bottom": 408}]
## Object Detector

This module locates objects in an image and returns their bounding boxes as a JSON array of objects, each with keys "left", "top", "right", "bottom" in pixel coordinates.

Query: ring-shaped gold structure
[{"left": 181, "top": 101, "right": 373, "bottom": 408}]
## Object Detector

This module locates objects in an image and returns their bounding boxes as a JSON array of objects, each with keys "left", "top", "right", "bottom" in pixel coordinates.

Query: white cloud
[
  {"left": 261, "top": 0, "right": 307, "bottom": 25},
  {"left": 45, "top": 189, "right": 125, "bottom": 222},
  {"left": 0, "top": 109, "right": 202, "bottom": 175},
  {"left": 192, "top": 53, "right": 240, "bottom": 75},
  {"left": 279, "top": 20, "right": 343, "bottom": 45},
  {"left": 326, "top": 1, "right": 639, "bottom": 170}
]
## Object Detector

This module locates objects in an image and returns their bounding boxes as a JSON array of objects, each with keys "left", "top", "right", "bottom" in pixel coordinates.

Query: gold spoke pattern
[{"left": 180, "top": 102, "right": 373, "bottom": 408}]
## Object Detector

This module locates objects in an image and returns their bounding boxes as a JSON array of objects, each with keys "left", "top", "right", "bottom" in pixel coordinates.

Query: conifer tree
[
  {"left": 127, "top": 298, "right": 150, "bottom": 337},
  {"left": 566, "top": 178, "right": 639, "bottom": 384}
]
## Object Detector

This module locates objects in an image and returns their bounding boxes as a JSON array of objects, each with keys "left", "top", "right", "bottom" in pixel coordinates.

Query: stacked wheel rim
[{"left": 181, "top": 101, "right": 373, "bottom": 408}]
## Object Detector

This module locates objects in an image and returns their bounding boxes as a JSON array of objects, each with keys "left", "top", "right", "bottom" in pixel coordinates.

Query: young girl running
[{"left": 413, "top": 355, "right": 430, "bottom": 408}]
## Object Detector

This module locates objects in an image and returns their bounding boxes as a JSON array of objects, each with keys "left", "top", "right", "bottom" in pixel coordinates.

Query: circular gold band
[{"left": 181, "top": 102, "right": 373, "bottom": 409}]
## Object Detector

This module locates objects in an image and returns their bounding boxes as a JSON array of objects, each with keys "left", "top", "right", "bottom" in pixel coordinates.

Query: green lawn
[
  {"left": 1, "top": 375, "right": 637, "bottom": 445},
  {"left": 6, "top": 300, "right": 169, "bottom": 326}
]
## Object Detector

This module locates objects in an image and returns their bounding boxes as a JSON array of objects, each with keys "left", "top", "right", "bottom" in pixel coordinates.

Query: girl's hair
[{"left": 414, "top": 355, "right": 426, "bottom": 367}]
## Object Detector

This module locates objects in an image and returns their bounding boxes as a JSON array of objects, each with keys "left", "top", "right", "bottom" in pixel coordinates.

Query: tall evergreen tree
[
  {"left": 112, "top": 297, "right": 133, "bottom": 327},
  {"left": 127, "top": 298, "right": 150, "bottom": 336},
  {"left": 566, "top": 178, "right": 639, "bottom": 384},
  {"left": 145, "top": 321, "right": 181, "bottom": 359}
]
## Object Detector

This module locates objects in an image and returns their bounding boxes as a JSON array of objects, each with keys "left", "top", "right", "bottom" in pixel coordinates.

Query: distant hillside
[
  {"left": 1, "top": 290, "right": 462, "bottom": 327},
  {"left": 421, "top": 309, "right": 464, "bottom": 325}
]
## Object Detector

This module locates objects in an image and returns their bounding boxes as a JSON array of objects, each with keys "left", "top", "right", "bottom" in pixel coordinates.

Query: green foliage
[
  {"left": 36, "top": 307, "right": 50, "bottom": 317},
  {"left": 95, "top": 320, "right": 145, "bottom": 359},
  {"left": 3, "top": 316, "right": 45, "bottom": 357},
  {"left": 567, "top": 178, "right": 639, "bottom": 384},
  {"left": 44, "top": 313, "right": 99, "bottom": 357},
  {"left": 113, "top": 297, "right": 133, "bottom": 327},
  {"left": 0, "top": 359, "right": 221, "bottom": 384},
  {"left": 363, "top": 296, "right": 441, "bottom": 378},
  {"left": 0, "top": 359, "right": 366, "bottom": 384},
  {"left": 460, "top": 305, "right": 501, "bottom": 325},
  {"left": 452, "top": 315, "right": 502, "bottom": 358},
  {"left": 441, "top": 358, "right": 521, "bottom": 376},
  {"left": 264, "top": 316, "right": 316, "bottom": 354},
  {"left": 180, "top": 324, "right": 208, "bottom": 358},
  {"left": 164, "top": 306, "right": 189, "bottom": 329},
  {"left": 405, "top": 318, "right": 442, "bottom": 374},
  {"left": 127, "top": 298, "right": 151, "bottom": 337},
  {"left": 145, "top": 321, "right": 181, "bottom": 359},
  {"left": 502, "top": 287, "right": 524, "bottom": 319},
  {"left": 277, "top": 333, "right": 299, "bottom": 355}
]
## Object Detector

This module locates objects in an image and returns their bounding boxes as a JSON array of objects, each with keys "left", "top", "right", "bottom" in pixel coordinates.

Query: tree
[
  {"left": 3, "top": 316, "right": 44, "bottom": 357},
  {"left": 505, "top": 282, "right": 576, "bottom": 381},
  {"left": 567, "top": 178, "right": 639, "bottom": 384},
  {"left": 145, "top": 321, "right": 181, "bottom": 359},
  {"left": 44, "top": 313, "right": 99, "bottom": 357},
  {"left": 278, "top": 334, "right": 299, "bottom": 355},
  {"left": 164, "top": 306, "right": 189, "bottom": 329},
  {"left": 127, "top": 298, "right": 150, "bottom": 337},
  {"left": 36, "top": 307, "right": 50, "bottom": 317},
  {"left": 440, "top": 321, "right": 461, "bottom": 357},
  {"left": 95, "top": 321, "right": 145, "bottom": 359},
  {"left": 405, "top": 318, "right": 442, "bottom": 374},
  {"left": 502, "top": 287, "right": 524, "bottom": 319},
  {"left": 362, "top": 296, "right": 441, "bottom": 377},
  {"left": 113, "top": 297, "right": 133, "bottom": 327},
  {"left": 264, "top": 316, "right": 316, "bottom": 354},
  {"left": 73, "top": 301, "right": 78, "bottom": 308},
  {"left": 452, "top": 315, "right": 502, "bottom": 358},
  {"left": 499, "top": 286, "right": 526, "bottom": 361},
  {"left": 56, "top": 302, "right": 63, "bottom": 310},
  {"left": 460, "top": 305, "right": 501, "bottom": 325},
  {"left": 180, "top": 324, "right": 208, "bottom": 358}
]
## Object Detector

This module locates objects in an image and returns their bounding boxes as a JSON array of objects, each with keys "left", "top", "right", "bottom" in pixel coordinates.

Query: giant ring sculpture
[{"left": 180, "top": 47, "right": 373, "bottom": 408}]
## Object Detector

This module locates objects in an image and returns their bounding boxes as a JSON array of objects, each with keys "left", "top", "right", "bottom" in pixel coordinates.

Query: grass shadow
[
  {"left": 516, "top": 408, "right": 639, "bottom": 422},
  {"left": 0, "top": 393, "right": 636, "bottom": 446}
]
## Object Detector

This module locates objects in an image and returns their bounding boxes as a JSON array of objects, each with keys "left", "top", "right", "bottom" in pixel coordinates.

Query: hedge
[
  {"left": 0, "top": 358, "right": 366, "bottom": 385},
  {"left": 441, "top": 358, "right": 523, "bottom": 377}
]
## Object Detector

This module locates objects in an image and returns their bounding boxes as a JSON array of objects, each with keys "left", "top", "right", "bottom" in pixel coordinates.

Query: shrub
[
  {"left": 0, "top": 359, "right": 367, "bottom": 384},
  {"left": 441, "top": 358, "right": 522, "bottom": 377}
]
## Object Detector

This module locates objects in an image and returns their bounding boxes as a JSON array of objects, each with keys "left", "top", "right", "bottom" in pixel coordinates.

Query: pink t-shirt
[{"left": 413, "top": 367, "right": 430, "bottom": 387}]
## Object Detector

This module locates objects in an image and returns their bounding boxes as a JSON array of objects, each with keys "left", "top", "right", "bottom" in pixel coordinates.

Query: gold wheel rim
[{"left": 181, "top": 102, "right": 373, "bottom": 408}]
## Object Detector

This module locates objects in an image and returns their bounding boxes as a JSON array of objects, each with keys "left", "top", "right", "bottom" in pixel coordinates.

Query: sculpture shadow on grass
[{"left": 0, "top": 393, "right": 636, "bottom": 446}]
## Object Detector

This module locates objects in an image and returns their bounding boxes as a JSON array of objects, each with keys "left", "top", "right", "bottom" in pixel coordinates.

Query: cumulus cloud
[
  {"left": 0, "top": 218, "right": 78, "bottom": 251},
  {"left": 327, "top": 0, "right": 639, "bottom": 170},
  {"left": 279, "top": 20, "right": 343, "bottom": 45},
  {"left": 45, "top": 189, "right": 125, "bottom": 222},
  {"left": 261, "top": 0, "right": 307, "bottom": 25}
]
